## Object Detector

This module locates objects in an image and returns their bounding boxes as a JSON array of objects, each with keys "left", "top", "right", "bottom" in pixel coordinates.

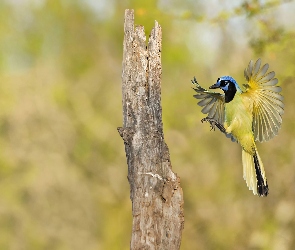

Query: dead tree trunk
[{"left": 118, "top": 9, "right": 184, "bottom": 250}]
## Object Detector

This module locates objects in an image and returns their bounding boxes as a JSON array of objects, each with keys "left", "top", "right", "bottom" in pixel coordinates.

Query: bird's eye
[
  {"left": 217, "top": 78, "right": 220, "bottom": 82},
  {"left": 220, "top": 80, "right": 227, "bottom": 87}
]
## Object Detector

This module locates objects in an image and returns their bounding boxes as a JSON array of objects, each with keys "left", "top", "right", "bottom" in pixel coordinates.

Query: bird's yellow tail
[{"left": 242, "top": 148, "right": 268, "bottom": 196}]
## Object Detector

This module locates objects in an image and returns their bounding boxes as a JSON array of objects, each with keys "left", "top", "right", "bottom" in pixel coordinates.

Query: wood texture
[{"left": 118, "top": 9, "right": 184, "bottom": 250}]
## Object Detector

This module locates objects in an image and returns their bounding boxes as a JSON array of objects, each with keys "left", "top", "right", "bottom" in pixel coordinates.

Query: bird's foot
[
  {"left": 201, "top": 117, "right": 216, "bottom": 131},
  {"left": 201, "top": 117, "right": 226, "bottom": 134}
]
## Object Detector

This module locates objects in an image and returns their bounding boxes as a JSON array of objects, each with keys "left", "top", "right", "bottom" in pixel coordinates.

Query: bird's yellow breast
[{"left": 224, "top": 93, "right": 255, "bottom": 153}]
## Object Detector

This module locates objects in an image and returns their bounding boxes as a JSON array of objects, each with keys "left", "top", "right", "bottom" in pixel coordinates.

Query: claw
[
  {"left": 210, "top": 123, "right": 216, "bottom": 131},
  {"left": 201, "top": 117, "right": 227, "bottom": 133},
  {"left": 201, "top": 117, "right": 216, "bottom": 130}
]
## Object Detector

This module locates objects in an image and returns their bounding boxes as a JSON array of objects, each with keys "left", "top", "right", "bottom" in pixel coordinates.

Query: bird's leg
[
  {"left": 201, "top": 117, "right": 216, "bottom": 131},
  {"left": 201, "top": 117, "right": 227, "bottom": 134}
]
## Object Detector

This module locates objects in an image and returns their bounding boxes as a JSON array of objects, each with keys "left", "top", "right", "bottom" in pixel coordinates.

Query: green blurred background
[{"left": 0, "top": 0, "right": 294, "bottom": 249}]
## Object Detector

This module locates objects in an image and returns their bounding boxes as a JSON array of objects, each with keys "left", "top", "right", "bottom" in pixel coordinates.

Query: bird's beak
[{"left": 209, "top": 83, "right": 220, "bottom": 89}]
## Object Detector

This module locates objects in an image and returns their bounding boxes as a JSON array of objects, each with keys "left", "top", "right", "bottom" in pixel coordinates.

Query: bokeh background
[{"left": 0, "top": 0, "right": 294, "bottom": 249}]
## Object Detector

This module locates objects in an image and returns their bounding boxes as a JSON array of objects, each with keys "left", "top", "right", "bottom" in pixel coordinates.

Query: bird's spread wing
[
  {"left": 192, "top": 77, "right": 225, "bottom": 124},
  {"left": 243, "top": 59, "right": 284, "bottom": 142},
  {"left": 192, "top": 78, "right": 237, "bottom": 142}
]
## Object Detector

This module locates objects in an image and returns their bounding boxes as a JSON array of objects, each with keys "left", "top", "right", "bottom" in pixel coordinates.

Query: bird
[{"left": 192, "top": 59, "right": 284, "bottom": 196}]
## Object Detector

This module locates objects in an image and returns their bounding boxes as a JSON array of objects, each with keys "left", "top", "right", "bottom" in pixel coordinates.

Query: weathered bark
[{"left": 118, "top": 9, "right": 184, "bottom": 250}]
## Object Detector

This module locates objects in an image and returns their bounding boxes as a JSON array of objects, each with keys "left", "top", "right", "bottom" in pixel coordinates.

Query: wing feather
[
  {"left": 208, "top": 101, "right": 218, "bottom": 118},
  {"left": 198, "top": 97, "right": 215, "bottom": 106},
  {"left": 192, "top": 77, "right": 225, "bottom": 125},
  {"left": 258, "top": 71, "right": 275, "bottom": 82},
  {"left": 262, "top": 78, "right": 278, "bottom": 86},
  {"left": 253, "top": 59, "right": 261, "bottom": 76},
  {"left": 256, "top": 63, "right": 269, "bottom": 79},
  {"left": 244, "top": 59, "right": 284, "bottom": 142}
]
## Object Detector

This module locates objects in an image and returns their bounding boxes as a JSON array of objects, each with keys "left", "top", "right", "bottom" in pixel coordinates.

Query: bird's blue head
[
  {"left": 209, "top": 76, "right": 241, "bottom": 103},
  {"left": 209, "top": 76, "right": 241, "bottom": 91}
]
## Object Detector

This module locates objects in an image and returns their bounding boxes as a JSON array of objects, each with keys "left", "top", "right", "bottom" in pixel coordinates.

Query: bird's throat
[{"left": 224, "top": 82, "right": 237, "bottom": 103}]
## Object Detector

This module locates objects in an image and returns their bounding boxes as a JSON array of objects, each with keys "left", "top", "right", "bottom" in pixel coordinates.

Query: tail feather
[
  {"left": 242, "top": 149, "right": 268, "bottom": 196},
  {"left": 253, "top": 151, "right": 269, "bottom": 196}
]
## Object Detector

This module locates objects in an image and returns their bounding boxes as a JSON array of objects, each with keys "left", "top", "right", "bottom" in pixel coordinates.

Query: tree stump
[{"left": 118, "top": 9, "right": 184, "bottom": 250}]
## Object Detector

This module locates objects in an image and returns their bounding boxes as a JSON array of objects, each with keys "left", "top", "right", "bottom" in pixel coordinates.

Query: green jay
[{"left": 192, "top": 59, "right": 284, "bottom": 196}]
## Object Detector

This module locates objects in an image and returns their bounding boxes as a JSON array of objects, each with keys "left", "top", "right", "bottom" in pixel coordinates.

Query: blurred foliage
[{"left": 0, "top": 0, "right": 295, "bottom": 249}]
